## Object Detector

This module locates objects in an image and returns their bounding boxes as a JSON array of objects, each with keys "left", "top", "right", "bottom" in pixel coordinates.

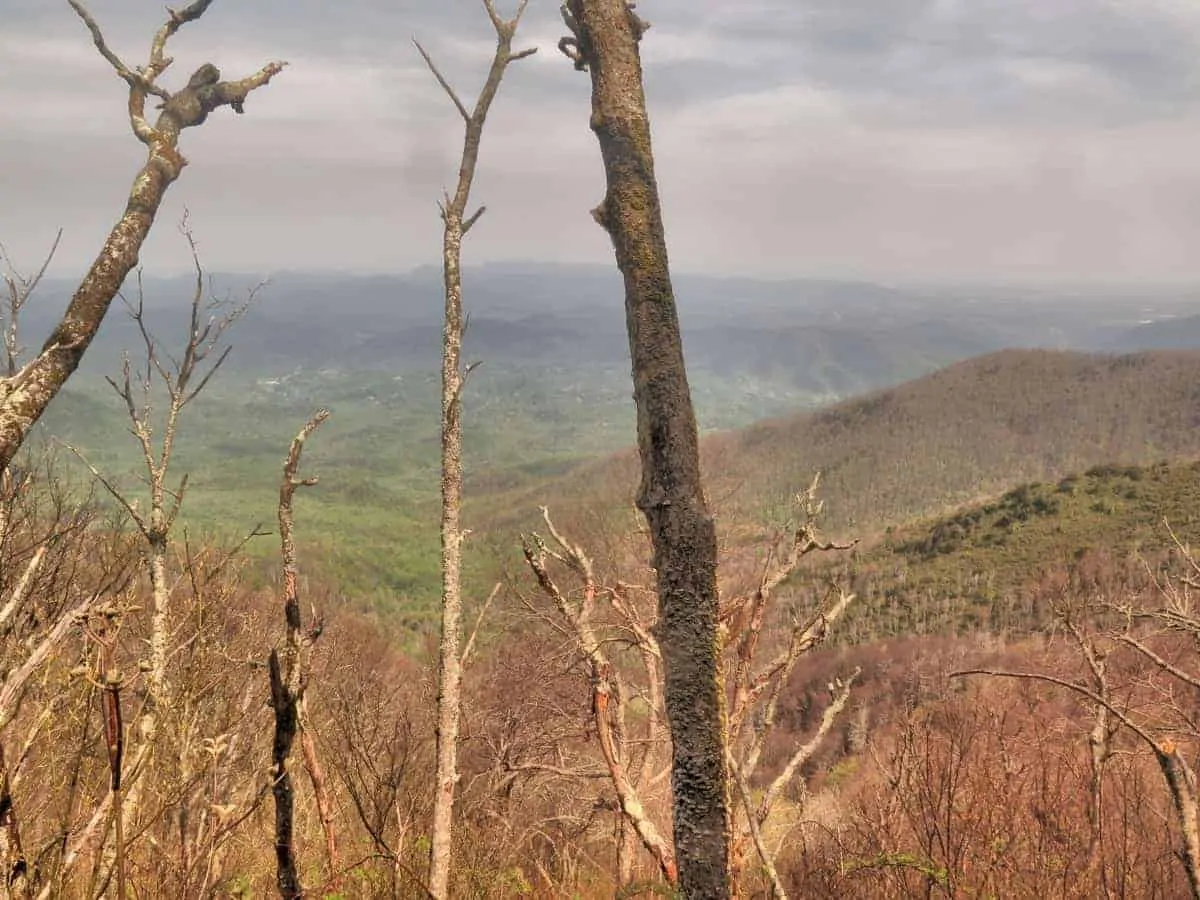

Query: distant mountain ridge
[
  {"left": 493, "top": 349, "right": 1200, "bottom": 544},
  {"left": 708, "top": 348, "right": 1200, "bottom": 528},
  {"left": 1108, "top": 312, "right": 1200, "bottom": 351},
  {"left": 20, "top": 265, "right": 1200, "bottom": 408}
]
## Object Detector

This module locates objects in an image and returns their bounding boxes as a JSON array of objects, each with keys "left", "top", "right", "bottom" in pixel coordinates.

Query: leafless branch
[
  {"left": 0, "top": 1, "right": 283, "bottom": 476},
  {"left": 952, "top": 668, "right": 1158, "bottom": 755},
  {"left": 270, "top": 408, "right": 331, "bottom": 899},
  {"left": 0, "top": 231, "right": 62, "bottom": 378},
  {"left": 0, "top": 591, "right": 101, "bottom": 732},
  {"left": 56, "top": 440, "right": 147, "bottom": 537},
  {"left": 412, "top": 40, "right": 470, "bottom": 123},
  {"left": 727, "top": 749, "right": 788, "bottom": 900},
  {"left": 0, "top": 543, "right": 48, "bottom": 633},
  {"left": 759, "top": 668, "right": 858, "bottom": 826},
  {"left": 462, "top": 582, "right": 502, "bottom": 668},
  {"left": 67, "top": 0, "right": 284, "bottom": 147}
]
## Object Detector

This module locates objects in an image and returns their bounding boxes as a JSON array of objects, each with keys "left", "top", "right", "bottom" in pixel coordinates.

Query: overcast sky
[{"left": 3, "top": 0, "right": 1200, "bottom": 284}]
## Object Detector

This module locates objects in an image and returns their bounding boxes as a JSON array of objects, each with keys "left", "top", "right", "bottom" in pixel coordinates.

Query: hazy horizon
[
  {"left": 25, "top": 259, "right": 1200, "bottom": 295},
  {"left": 6, "top": 1, "right": 1200, "bottom": 285}
]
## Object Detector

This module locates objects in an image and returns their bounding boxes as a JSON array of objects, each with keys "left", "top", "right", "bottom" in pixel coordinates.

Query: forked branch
[
  {"left": 0, "top": 0, "right": 284, "bottom": 476},
  {"left": 270, "top": 409, "right": 331, "bottom": 900},
  {"left": 522, "top": 509, "right": 678, "bottom": 886}
]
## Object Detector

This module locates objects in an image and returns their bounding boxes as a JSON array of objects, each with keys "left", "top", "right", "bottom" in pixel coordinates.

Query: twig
[
  {"left": 727, "top": 749, "right": 788, "bottom": 900},
  {"left": 462, "top": 582, "right": 502, "bottom": 667}
]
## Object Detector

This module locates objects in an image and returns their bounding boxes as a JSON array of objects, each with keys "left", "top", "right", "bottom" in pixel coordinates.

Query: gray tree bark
[
  {"left": 0, "top": 0, "right": 283, "bottom": 477},
  {"left": 415, "top": 5, "right": 535, "bottom": 897}
]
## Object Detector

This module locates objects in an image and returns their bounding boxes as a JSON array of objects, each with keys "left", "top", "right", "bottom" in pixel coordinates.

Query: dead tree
[
  {"left": 59, "top": 222, "right": 261, "bottom": 891},
  {"left": 0, "top": 0, "right": 284, "bottom": 476},
  {"left": 268, "top": 410, "right": 331, "bottom": 900},
  {"left": 414, "top": 4, "right": 535, "bottom": 897},
  {"left": 522, "top": 481, "right": 858, "bottom": 896},
  {"left": 522, "top": 509, "right": 677, "bottom": 887},
  {"left": 955, "top": 528, "right": 1200, "bottom": 900},
  {"left": 722, "top": 476, "right": 858, "bottom": 889},
  {"left": 558, "top": 2, "right": 729, "bottom": 893}
]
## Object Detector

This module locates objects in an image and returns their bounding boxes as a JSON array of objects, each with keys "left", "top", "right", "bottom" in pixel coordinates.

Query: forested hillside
[
  {"left": 7, "top": 0, "right": 1200, "bottom": 897},
  {"left": 497, "top": 349, "right": 1200, "bottom": 537},
  {"left": 40, "top": 346, "right": 1200, "bottom": 629},
  {"left": 811, "top": 459, "right": 1200, "bottom": 640}
]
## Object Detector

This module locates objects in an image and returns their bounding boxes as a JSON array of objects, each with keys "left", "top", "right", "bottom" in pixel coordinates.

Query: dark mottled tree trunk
[
  {"left": 561, "top": 2, "right": 730, "bottom": 895},
  {"left": 268, "top": 649, "right": 300, "bottom": 900},
  {"left": 269, "top": 409, "right": 329, "bottom": 899}
]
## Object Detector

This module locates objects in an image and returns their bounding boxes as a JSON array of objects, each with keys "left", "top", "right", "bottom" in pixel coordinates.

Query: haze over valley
[
  {"left": 8, "top": 0, "right": 1200, "bottom": 895},
  {"left": 28, "top": 264, "right": 1200, "bottom": 620}
]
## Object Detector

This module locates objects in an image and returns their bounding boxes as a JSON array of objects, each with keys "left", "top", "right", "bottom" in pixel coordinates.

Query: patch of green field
[{"left": 34, "top": 359, "right": 826, "bottom": 631}]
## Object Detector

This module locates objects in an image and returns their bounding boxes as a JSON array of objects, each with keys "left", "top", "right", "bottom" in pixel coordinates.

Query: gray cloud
[{"left": 4, "top": 0, "right": 1200, "bottom": 283}]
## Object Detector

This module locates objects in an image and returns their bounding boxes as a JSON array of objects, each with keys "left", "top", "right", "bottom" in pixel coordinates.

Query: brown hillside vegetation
[
  {"left": 10, "top": 373, "right": 1200, "bottom": 897},
  {"left": 713, "top": 348, "right": 1200, "bottom": 529},
  {"left": 479, "top": 349, "right": 1200, "bottom": 542},
  {"left": 14, "top": 1, "right": 1200, "bottom": 896}
]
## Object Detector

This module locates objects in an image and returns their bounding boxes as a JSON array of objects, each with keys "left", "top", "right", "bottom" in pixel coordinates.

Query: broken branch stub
[{"left": 0, "top": 1, "right": 285, "bottom": 475}]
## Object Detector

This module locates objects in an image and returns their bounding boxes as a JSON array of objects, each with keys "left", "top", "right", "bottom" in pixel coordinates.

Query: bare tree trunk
[
  {"left": 269, "top": 410, "right": 330, "bottom": 899},
  {"left": 1158, "top": 741, "right": 1200, "bottom": 900},
  {"left": 415, "top": 6, "right": 535, "bottom": 897},
  {"left": 0, "top": 1, "right": 283, "bottom": 477},
  {"left": 559, "top": 3, "right": 729, "bottom": 894},
  {"left": 62, "top": 231, "right": 260, "bottom": 896},
  {"left": 429, "top": 182, "right": 467, "bottom": 900},
  {"left": 268, "top": 649, "right": 301, "bottom": 900}
]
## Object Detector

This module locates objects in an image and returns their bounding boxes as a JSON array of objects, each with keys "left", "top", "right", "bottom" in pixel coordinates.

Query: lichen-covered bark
[
  {"left": 268, "top": 649, "right": 301, "bottom": 899},
  {"left": 0, "top": 0, "right": 283, "bottom": 476},
  {"left": 561, "top": 2, "right": 730, "bottom": 895},
  {"left": 430, "top": 208, "right": 466, "bottom": 900}
]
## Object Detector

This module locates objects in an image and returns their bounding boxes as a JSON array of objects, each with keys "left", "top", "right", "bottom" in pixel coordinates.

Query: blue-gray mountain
[{"left": 21, "top": 263, "right": 1199, "bottom": 406}]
